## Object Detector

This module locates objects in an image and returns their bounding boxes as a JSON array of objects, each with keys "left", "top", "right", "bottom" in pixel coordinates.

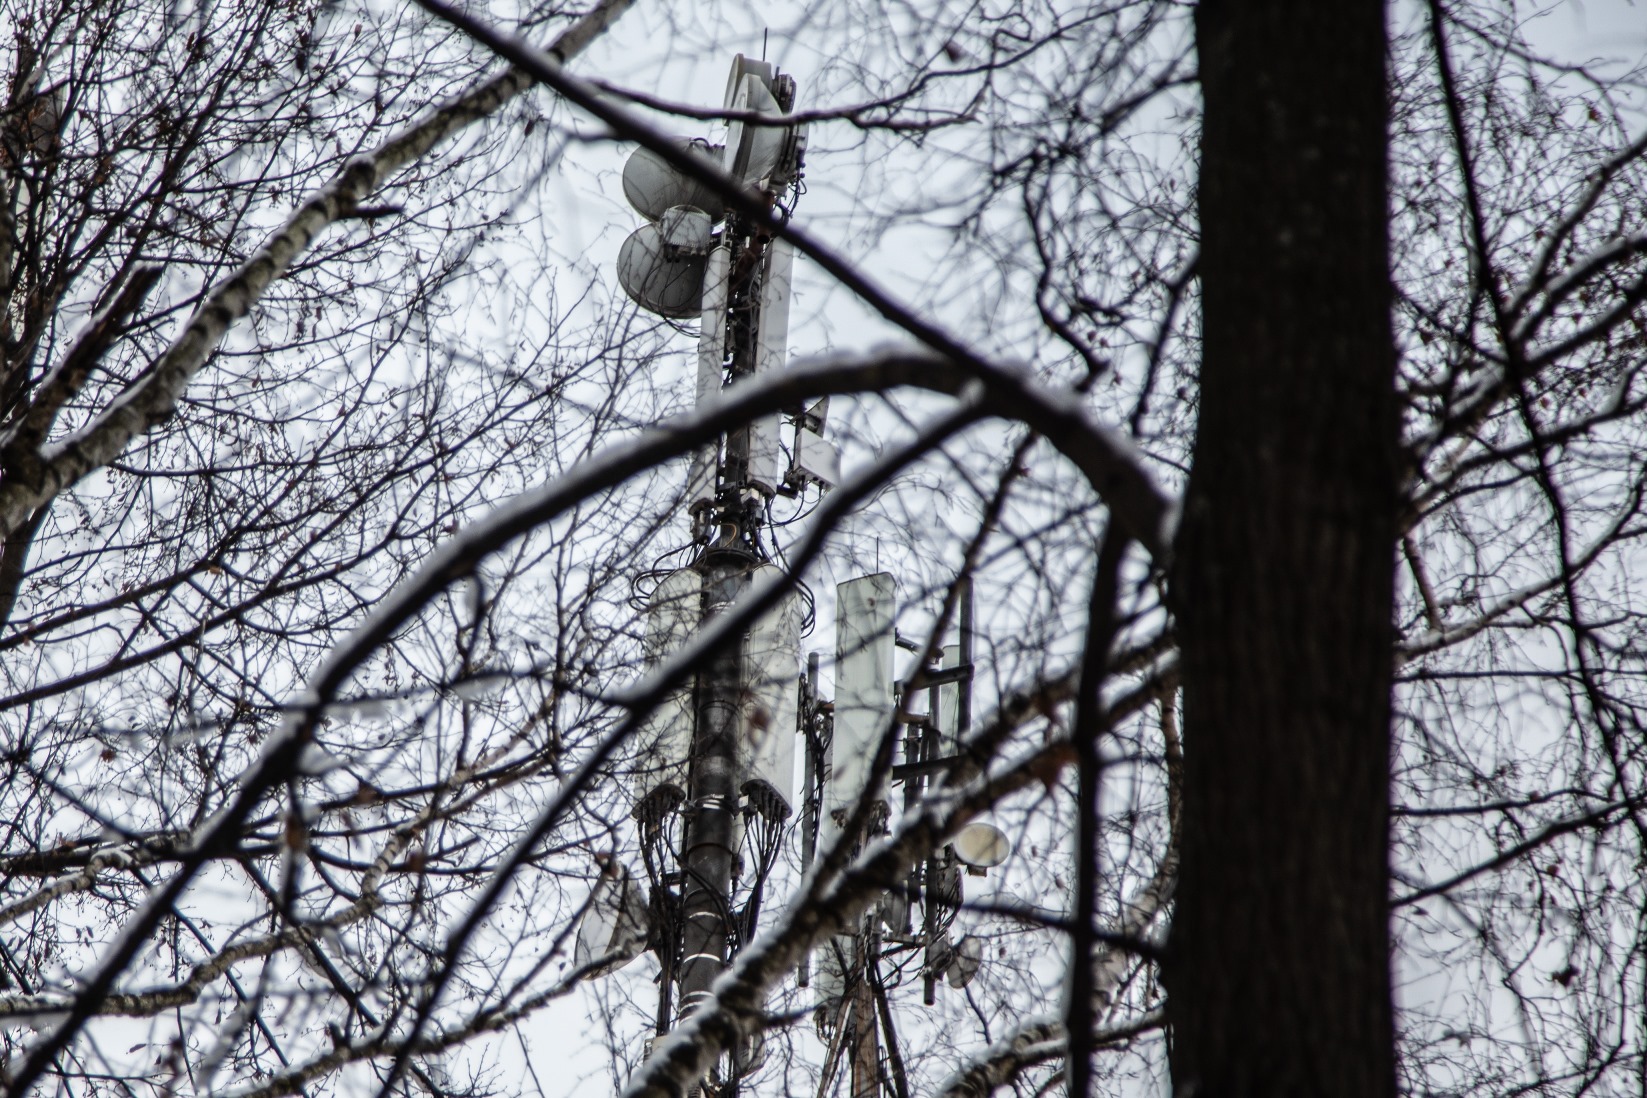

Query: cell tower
[{"left": 578, "top": 56, "right": 1007, "bottom": 1098}]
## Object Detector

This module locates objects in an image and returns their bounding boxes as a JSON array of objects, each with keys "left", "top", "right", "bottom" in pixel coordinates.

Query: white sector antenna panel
[
  {"left": 936, "top": 642, "right": 962, "bottom": 754},
  {"left": 632, "top": 568, "right": 702, "bottom": 810},
  {"left": 823, "top": 572, "right": 895, "bottom": 851},
  {"left": 687, "top": 245, "right": 730, "bottom": 511},
  {"left": 740, "top": 565, "right": 800, "bottom": 819},
  {"left": 747, "top": 239, "right": 793, "bottom": 496},
  {"left": 790, "top": 427, "right": 839, "bottom": 489}
]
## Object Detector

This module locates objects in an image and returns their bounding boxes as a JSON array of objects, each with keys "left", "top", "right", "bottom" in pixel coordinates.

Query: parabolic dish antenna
[
  {"left": 622, "top": 138, "right": 728, "bottom": 222},
  {"left": 616, "top": 205, "right": 715, "bottom": 318},
  {"left": 952, "top": 821, "right": 1010, "bottom": 870},
  {"left": 573, "top": 864, "right": 652, "bottom": 978},
  {"left": 723, "top": 74, "right": 787, "bottom": 186},
  {"left": 723, "top": 54, "right": 774, "bottom": 108}
]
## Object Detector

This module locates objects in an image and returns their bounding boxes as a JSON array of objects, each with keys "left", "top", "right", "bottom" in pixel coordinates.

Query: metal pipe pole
[
  {"left": 676, "top": 549, "right": 746, "bottom": 1020},
  {"left": 677, "top": 229, "right": 762, "bottom": 1029}
]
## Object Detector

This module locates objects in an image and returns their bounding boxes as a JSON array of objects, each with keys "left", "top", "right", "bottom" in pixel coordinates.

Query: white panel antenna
[
  {"left": 790, "top": 427, "right": 839, "bottom": 489},
  {"left": 936, "top": 643, "right": 962, "bottom": 755},
  {"left": 686, "top": 245, "right": 730, "bottom": 513},
  {"left": 632, "top": 568, "right": 702, "bottom": 818},
  {"left": 824, "top": 573, "right": 896, "bottom": 851},
  {"left": 787, "top": 397, "right": 840, "bottom": 491},
  {"left": 740, "top": 565, "right": 800, "bottom": 819},
  {"left": 747, "top": 239, "right": 793, "bottom": 496},
  {"left": 735, "top": 1022, "right": 767, "bottom": 1075}
]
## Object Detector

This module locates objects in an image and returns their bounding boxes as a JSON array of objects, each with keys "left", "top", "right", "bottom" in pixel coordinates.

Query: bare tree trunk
[{"left": 1165, "top": 2, "right": 1398, "bottom": 1095}]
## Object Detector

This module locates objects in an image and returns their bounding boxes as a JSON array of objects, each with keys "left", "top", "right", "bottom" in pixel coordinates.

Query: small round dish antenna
[{"left": 952, "top": 822, "right": 1010, "bottom": 870}]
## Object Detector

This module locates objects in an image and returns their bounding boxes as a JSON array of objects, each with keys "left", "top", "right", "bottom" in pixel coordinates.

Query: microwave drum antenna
[
  {"left": 952, "top": 821, "right": 1010, "bottom": 870},
  {"left": 617, "top": 205, "right": 715, "bottom": 318},
  {"left": 622, "top": 139, "right": 728, "bottom": 222}
]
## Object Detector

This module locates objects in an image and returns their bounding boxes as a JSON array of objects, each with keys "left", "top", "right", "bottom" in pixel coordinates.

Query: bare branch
[{"left": 0, "top": 0, "right": 636, "bottom": 541}]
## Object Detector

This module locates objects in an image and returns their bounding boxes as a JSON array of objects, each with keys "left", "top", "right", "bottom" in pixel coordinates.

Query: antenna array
[{"left": 580, "top": 56, "right": 1006, "bottom": 1098}]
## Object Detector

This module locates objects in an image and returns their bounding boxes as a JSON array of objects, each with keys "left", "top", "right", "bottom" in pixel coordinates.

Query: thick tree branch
[{"left": 937, "top": 1012, "right": 1165, "bottom": 1098}]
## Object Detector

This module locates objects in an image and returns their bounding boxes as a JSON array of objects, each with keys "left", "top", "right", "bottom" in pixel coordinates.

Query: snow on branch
[
  {"left": 621, "top": 657, "right": 1176, "bottom": 1098},
  {"left": 936, "top": 1011, "right": 1165, "bottom": 1098}
]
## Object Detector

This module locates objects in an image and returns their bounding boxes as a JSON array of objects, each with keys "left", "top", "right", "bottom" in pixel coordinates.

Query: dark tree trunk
[{"left": 1163, "top": 2, "right": 1398, "bottom": 1096}]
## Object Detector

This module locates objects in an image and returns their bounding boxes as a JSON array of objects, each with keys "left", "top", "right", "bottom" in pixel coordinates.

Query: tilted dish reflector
[
  {"left": 622, "top": 138, "right": 728, "bottom": 222},
  {"left": 952, "top": 821, "right": 1010, "bottom": 869},
  {"left": 724, "top": 74, "right": 788, "bottom": 185},
  {"left": 617, "top": 206, "right": 715, "bottom": 318},
  {"left": 572, "top": 865, "right": 652, "bottom": 978},
  {"left": 723, "top": 54, "right": 774, "bottom": 108}
]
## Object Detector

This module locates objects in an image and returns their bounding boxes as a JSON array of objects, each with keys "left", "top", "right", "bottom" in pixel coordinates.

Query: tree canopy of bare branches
[{"left": 2, "top": 0, "right": 1646, "bottom": 1096}]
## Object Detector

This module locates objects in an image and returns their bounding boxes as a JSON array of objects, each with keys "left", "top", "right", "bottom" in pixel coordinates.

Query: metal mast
[
  {"left": 594, "top": 54, "right": 1005, "bottom": 1098},
  {"left": 610, "top": 53, "right": 825, "bottom": 1094}
]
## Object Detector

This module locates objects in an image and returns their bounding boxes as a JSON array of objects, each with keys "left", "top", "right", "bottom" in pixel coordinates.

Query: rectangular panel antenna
[
  {"left": 687, "top": 246, "right": 731, "bottom": 513},
  {"left": 824, "top": 572, "right": 895, "bottom": 851},
  {"left": 741, "top": 564, "right": 801, "bottom": 819},
  {"left": 748, "top": 239, "right": 793, "bottom": 495},
  {"left": 631, "top": 568, "right": 703, "bottom": 813}
]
